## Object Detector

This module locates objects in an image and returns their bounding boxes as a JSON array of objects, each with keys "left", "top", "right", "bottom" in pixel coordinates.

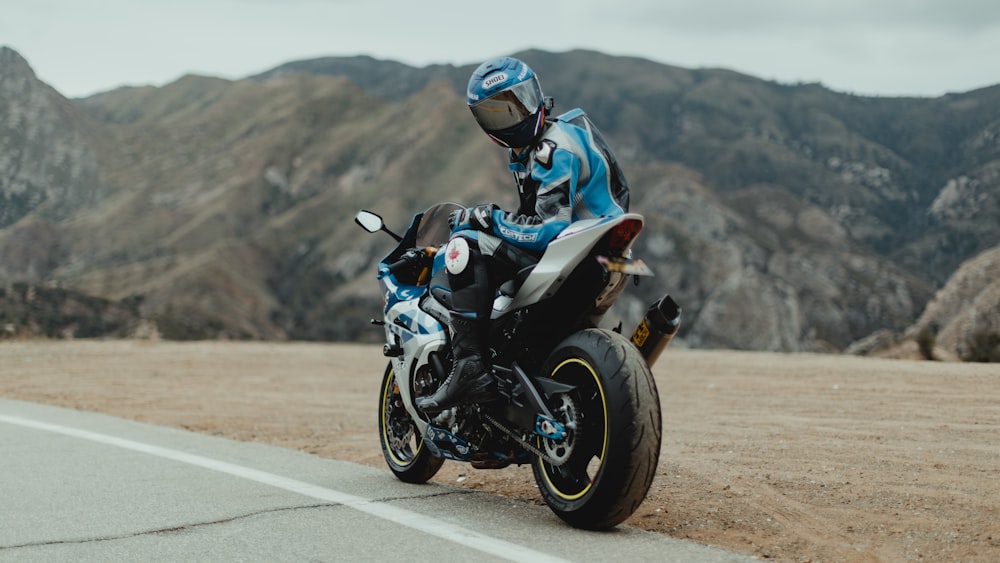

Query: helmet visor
[{"left": 469, "top": 77, "right": 542, "bottom": 132}]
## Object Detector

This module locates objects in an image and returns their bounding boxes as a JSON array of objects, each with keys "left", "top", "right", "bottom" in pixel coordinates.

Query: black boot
[{"left": 416, "top": 315, "right": 496, "bottom": 413}]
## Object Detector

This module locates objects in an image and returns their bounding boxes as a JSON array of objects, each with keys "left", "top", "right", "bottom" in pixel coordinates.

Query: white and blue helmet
[{"left": 467, "top": 57, "right": 546, "bottom": 149}]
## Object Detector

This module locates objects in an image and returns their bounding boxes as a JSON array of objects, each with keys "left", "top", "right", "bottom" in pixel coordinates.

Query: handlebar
[
  {"left": 387, "top": 257, "right": 413, "bottom": 276},
  {"left": 385, "top": 247, "right": 438, "bottom": 279}
]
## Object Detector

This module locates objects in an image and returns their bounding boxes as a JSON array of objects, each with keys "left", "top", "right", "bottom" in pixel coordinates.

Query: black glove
[
  {"left": 468, "top": 204, "right": 496, "bottom": 232},
  {"left": 449, "top": 204, "right": 497, "bottom": 232},
  {"left": 448, "top": 209, "right": 464, "bottom": 231}
]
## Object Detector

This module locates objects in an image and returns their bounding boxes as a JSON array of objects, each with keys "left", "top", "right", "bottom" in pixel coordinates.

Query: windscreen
[{"left": 415, "top": 202, "right": 464, "bottom": 248}]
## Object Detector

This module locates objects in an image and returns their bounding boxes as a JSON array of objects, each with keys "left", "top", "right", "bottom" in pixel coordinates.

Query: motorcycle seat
[{"left": 498, "top": 265, "right": 536, "bottom": 297}]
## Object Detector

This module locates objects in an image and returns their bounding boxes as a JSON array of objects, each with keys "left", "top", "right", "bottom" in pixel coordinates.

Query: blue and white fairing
[
  {"left": 379, "top": 264, "right": 447, "bottom": 387},
  {"left": 374, "top": 204, "right": 461, "bottom": 429}
]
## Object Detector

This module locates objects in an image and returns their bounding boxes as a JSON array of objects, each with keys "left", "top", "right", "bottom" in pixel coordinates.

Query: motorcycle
[{"left": 355, "top": 202, "right": 681, "bottom": 530}]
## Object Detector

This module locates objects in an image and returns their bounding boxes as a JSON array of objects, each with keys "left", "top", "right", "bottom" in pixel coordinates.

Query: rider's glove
[
  {"left": 469, "top": 204, "right": 496, "bottom": 232},
  {"left": 450, "top": 204, "right": 497, "bottom": 232},
  {"left": 448, "top": 209, "right": 465, "bottom": 231}
]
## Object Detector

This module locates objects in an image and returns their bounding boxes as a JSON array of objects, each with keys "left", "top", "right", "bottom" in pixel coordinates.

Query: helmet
[{"left": 467, "top": 57, "right": 545, "bottom": 149}]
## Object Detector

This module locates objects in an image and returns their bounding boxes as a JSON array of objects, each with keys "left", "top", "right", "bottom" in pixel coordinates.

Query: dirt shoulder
[{"left": 2, "top": 341, "right": 997, "bottom": 561}]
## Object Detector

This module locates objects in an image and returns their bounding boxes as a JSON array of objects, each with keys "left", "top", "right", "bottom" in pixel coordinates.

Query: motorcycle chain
[{"left": 482, "top": 412, "right": 564, "bottom": 466}]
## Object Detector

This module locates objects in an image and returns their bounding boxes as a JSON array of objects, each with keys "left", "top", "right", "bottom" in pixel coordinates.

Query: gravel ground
[{"left": 2, "top": 340, "right": 998, "bottom": 561}]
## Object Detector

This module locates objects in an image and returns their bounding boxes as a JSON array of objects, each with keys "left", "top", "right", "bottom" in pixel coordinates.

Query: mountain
[
  {"left": 0, "top": 47, "right": 106, "bottom": 232},
  {"left": 0, "top": 46, "right": 997, "bottom": 358}
]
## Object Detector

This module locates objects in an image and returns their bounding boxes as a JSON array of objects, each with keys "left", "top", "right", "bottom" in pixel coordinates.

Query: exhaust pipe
[{"left": 630, "top": 294, "right": 681, "bottom": 368}]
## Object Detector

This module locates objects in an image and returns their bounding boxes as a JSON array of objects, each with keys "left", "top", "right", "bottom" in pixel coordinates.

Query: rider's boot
[{"left": 416, "top": 314, "right": 496, "bottom": 413}]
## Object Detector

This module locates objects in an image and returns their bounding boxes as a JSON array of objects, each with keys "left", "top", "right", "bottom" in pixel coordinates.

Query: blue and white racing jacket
[{"left": 458, "top": 108, "right": 630, "bottom": 254}]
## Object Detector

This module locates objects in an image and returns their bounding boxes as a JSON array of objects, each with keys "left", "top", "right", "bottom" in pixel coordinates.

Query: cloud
[
  {"left": 2, "top": 0, "right": 998, "bottom": 97},
  {"left": 613, "top": 0, "right": 1000, "bottom": 33},
  {"left": 565, "top": 0, "right": 1000, "bottom": 95}
]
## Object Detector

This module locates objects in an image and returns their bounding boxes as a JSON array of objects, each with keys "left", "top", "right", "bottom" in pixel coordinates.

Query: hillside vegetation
[{"left": 0, "top": 46, "right": 997, "bottom": 360}]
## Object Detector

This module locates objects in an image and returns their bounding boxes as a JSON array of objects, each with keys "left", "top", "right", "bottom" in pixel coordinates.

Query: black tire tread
[
  {"left": 533, "top": 328, "right": 662, "bottom": 529},
  {"left": 377, "top": 362, "right": 444, "bottom": 484}
]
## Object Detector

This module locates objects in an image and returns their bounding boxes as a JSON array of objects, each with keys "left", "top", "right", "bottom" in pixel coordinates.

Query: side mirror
[{"left": 355, "top": 210, "right": 383, "bottom": 233}]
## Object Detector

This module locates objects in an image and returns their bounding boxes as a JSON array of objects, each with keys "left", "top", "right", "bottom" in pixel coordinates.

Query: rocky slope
[
  {"left": 908, "top": 244, "right": 1000, "bottom": 361},
  {"left": 0, "top": 46, "right": 996, "bottom": 357}
]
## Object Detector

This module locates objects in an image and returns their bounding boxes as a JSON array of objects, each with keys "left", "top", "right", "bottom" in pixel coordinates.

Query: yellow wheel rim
[{"left": 540, "top": 357, "right": 609, "bottom": 501}]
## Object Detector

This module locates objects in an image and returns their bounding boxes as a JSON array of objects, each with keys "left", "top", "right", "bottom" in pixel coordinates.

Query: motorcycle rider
[{"left": 416, "top": 56, "right": 630, "bottom": 413}]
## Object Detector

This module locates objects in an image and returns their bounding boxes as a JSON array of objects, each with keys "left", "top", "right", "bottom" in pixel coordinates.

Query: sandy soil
[{"left": 1, "top": 340, "right": 998, "bottom": 561}]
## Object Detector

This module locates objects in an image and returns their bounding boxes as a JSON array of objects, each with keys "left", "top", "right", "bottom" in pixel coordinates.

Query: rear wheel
[
  {"left": 378, "top": 362, "right": 443, "bottom": 483},
  {"left": 531, "top": 328, "right": 662, "bottom": 529}
]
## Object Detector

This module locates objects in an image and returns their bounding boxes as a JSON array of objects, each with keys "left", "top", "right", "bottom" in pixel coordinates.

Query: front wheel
[
  {"left": 378, "top": 362, "right": 443, "bottom": 483},
  {"left": 531, "top": 328, "right": 662, "bottom": 529}
]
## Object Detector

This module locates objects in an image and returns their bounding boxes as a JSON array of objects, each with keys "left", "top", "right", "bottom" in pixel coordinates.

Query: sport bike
[{"left": 355, "top": 202, "right": 681, "bottom": 529}]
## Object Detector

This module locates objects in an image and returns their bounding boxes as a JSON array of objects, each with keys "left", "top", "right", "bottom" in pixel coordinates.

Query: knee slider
[{"left": 445, "top": 237, "right": 471, "bottom": 275}]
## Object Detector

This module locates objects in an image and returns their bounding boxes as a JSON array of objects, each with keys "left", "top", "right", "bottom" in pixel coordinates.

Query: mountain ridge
[{"left": 1, "top": 46, "right": 997, "bottom": 360}]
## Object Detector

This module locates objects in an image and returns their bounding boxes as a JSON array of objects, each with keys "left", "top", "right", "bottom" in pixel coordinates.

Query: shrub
[
  {"left": 916, "top": 325, "right": 937, "bottom": 361},
  {"left": 962, "top": 328, "right": 1000, "bottom": 363}
]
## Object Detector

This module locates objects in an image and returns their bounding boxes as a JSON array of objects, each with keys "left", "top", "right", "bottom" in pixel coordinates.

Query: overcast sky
[{"left": 3, "top": 0, "right": 1000, "bottom": 99}]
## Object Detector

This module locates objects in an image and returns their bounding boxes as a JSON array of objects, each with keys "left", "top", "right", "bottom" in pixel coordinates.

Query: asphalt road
[{"left": 0, "top": 398, "right": 750, "bottom": 562}]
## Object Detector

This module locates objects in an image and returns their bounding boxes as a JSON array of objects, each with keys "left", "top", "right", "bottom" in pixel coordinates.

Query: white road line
[{"left": 0, "top": 413, "right": 568, "bottom": 563}]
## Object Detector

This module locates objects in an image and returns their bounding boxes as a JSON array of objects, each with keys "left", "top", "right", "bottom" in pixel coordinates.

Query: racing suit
[
  {"left": 449, "top": 107, "right": 630, "bottom": 314},
  {"left": 415, "top": 108, "right": 629, "bottom": 412}
]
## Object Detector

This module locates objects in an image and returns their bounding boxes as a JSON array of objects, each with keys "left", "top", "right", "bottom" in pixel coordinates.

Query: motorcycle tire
[
  {"left": 531, "top": 328, "right": 662, "bottom": 530},
  {"left": 378, "top": 362, "right": 444, "bottom": 483}
]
